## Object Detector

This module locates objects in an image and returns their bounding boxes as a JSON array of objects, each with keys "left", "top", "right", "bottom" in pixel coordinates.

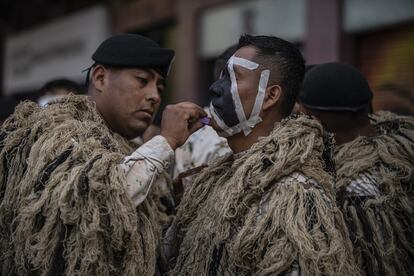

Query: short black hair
[
  {"left": 237, "top": 34, "right": 305, "bottom": 116},
  {"left": 39, "top": 78, "right": 85, "bottom": 95}
]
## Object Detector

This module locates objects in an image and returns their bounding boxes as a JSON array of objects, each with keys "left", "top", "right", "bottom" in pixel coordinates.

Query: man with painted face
[
  {"left": 163, "top": 35, "right": 357, "bottom": 275},
  {"left": 173, "top": 45, "right": 236, "bottom": 200},
  {"left": 0, "top": 34, "right": 206, "bottom": 275}
]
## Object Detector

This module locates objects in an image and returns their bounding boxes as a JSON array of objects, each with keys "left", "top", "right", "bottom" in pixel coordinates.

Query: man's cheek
[
  {"left": 210, "top": 117, "right": 222, "bottom": 132},
  {"left": 220, "top": 93, "right": 240, "bottom": 127},
  {"left": 210, "top": 76, "right": 240, "bottom": 127}
]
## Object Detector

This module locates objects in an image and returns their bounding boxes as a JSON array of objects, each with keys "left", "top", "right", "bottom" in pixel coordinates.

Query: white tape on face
[
  {"left": 248, "top": 69, "right": 270, "bottom": 124},
  {"left": 228, "top": 57, "right": 248, "bottom": 129},
  {"left": 232, "top": 56, "right": 259, "bottom": 70},
  {"left": 211, "top": 55, "right": 270, "bottom": 137},
  {"left": 209, "top": 102, "right": 240, "bottom": 137}
]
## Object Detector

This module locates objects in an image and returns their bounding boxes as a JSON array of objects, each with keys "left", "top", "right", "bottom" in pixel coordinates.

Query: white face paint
[{"left": 210, "top": 55, "right": 270, "bottom": 137}]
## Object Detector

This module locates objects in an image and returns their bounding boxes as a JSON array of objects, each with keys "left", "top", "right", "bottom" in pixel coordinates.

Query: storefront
[{"left": 2, "top": 5, "right": 109, "bottom": 98}]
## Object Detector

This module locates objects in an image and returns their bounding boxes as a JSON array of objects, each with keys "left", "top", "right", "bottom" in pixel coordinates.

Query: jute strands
[
  {"left": 335, "top": 111, "right": 414, "bottom": 276},
  {"left": 0, "top": 96, "right": 163, "bottom": 275},
  {"left": 166, "top": 115, "right": 358, "bottom": 275}
]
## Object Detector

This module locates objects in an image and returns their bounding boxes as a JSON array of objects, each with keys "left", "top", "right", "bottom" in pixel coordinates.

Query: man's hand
[{"left": 160, "top": 102, "right": 207, "bottom": 150}]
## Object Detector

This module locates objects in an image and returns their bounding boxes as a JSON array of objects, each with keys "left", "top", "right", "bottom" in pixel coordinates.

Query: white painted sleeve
[{"left": 119, "top": 135, "right": 174, "bottom": 207}]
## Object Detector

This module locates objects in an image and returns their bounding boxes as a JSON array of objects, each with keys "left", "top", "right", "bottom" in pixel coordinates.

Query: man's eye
[
  {"left": 222, "top": 69, "right": 230, "bottom": 78},
  {"left": 136, "top": 77, "right": 148, "bottom": 86}
]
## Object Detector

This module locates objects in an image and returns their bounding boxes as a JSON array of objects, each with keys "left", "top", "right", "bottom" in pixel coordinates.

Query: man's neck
[
  {"left": 227, "top": 131, "right": 261, "bottom": 154},
  {"left": 329, "top": 117, "right": 376, "bottom": 145},
  {"left": 227, "top": 114, "right": 282, "bottom": 153}
]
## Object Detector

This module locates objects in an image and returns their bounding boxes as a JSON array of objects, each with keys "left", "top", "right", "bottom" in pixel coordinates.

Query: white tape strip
[
  {"left": 210, "top": 55, "right": 271, "bottom": 137},
  {"left": 209, "top": 102, "right": 241, "bottom": 137},
  {"left": 231, "top": 56, "right": 259, "bottom": 70},
  {"left": 228, "top": 58, "right": 247, "bottom": 125},
  {"left": 248, "top": 69, "right": 270, "bottom": 124}
]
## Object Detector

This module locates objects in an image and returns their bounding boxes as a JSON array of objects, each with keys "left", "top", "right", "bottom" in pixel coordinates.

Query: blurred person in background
[
  {"left": 291, "top": 64, "right": 316, "bottom": 115},
  {"left": 298, "top": 62, "right": 414, "bottom": 275},
  {"left": 0, "top": 96, "right": 19, "bottom": 126},
  {"left": 373, "top": 83, "right": 414, "bottom": 116},
  {"left": 163, "top": 35, "right": 357, "bottom": 275},
  {"left": 0, "top": 34, "right": 206, "bottom": 275},
  {"left": 37, "top": 78, "right": 85, "bottom": 107}
]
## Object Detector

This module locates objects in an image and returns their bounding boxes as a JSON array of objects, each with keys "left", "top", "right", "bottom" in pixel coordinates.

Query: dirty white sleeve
[{"left": 119, "top": 135, "right": 174, "bottom": 207}]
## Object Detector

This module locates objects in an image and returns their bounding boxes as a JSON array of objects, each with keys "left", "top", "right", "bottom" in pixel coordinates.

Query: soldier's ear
[
  {"left": 91, "top": 65, "right": 108, "bottom": 93},
  {"left": 262, "top": 84, "right": 282, "bottom": 110}
]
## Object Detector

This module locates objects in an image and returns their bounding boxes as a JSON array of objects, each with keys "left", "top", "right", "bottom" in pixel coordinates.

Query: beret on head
[
  {"left": 299, "top": 63, "right": 373, "bottom": 111},
  {"left": 92, "top": 34, "right": 175, "bottom": 78}
]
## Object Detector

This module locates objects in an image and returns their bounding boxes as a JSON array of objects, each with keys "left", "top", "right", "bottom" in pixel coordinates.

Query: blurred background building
[{"left": 1, "top": 0, "right": 413, "bottom": 115}]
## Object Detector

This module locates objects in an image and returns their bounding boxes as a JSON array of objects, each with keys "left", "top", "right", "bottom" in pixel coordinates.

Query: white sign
[
  {"left": 345, "top": 0, "right": 414, "bottom": 32},
  {"left": 199, "top": 0, "right": 414, "bottom": 58},
  {"left": 3, "top": 5, "right": 110, "bottom": 95},
  {"left": 199, "top": 0, "right": 305, "bottom": 58}
]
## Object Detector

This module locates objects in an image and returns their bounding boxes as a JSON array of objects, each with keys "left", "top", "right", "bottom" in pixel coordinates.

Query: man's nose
[
  {"left": 146, "top": 85, "right": 161, "bottom": 104},
  {"left": 209, "top": 79, "right": 226, "bottom": 97}
]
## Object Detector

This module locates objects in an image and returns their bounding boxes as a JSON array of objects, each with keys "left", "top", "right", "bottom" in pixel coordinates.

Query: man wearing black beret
[
  {"left": 299, "top": 62, "right": 414, "bottom": 275},
  {"left": 0, "top": 34, "right": 206, "bottom": 275}
]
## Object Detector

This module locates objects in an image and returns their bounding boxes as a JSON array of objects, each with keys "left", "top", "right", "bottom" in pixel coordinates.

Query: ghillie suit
[
  {"left": 335, "top": 111, "right": 414, "bottom": 276},
  {"left": 0, "top": 95, "right": 170, "bottom": 276},
  {"left": 164, "top": 115, "right": 358, "bottom": 275}
]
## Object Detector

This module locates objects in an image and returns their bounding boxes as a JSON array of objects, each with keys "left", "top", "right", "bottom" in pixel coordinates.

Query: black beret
[
  {"left": 92, "top": 34, "right": 175, "bottom": 78},
  {"left": 299, "top": 63, "right": 373, "bottom": 111}
]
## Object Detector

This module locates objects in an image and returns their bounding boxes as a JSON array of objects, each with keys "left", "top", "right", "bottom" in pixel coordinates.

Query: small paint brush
[{"left": 200, "top": 116, "right": 212, "bottom": 126}]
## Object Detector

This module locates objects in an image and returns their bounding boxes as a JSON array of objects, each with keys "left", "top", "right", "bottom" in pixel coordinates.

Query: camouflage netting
[
  {"left": 335, "top": 111, "right": 414, "bottom": 275},
  {"left": 165, "top": 115, "right": 358, "bottom": 275},
  {"left": 0, "top": 95, "right": 167, "bottom": 276}
]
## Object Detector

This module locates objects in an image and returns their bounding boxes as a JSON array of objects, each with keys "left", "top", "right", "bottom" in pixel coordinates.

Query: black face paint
[{"left": 209, "top": 75, "right": 240, "bottom": 127}]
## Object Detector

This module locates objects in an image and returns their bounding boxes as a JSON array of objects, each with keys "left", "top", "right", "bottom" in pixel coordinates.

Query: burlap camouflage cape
[
  {"left": 164, "top": 115, "right": 358, "bottom": 275},
  {"left": 335, "top": 111, "right": 414, "bottom": 276},
  {"left": 0, "top": 95, "right": 172, "bottom": 276}
]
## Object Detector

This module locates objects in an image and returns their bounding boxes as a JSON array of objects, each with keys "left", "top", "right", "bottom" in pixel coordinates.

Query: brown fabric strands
[
  {"left": 0, "top": 95, "right": 165, "bottom": 276},
  {"left": 164, "top": 115, "right": 358, "bottom": 275},
  {"left": 334, "top": 111, "right": 414, "bottom": 276}
]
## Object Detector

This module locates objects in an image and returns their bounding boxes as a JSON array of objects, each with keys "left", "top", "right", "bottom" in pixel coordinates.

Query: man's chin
[
  {"left": 210, "top": 118, "right": 223, "bottom": 133},
  {"left": 126, "top": 123, "right": 148, "bottom": 139}
]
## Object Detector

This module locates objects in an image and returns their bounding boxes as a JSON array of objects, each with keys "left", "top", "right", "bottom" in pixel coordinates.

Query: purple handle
[{"left": 200, "top": 117, "right": 211, "bottom": 126}]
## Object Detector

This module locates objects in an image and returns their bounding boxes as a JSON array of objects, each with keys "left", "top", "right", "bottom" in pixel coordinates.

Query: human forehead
[
  {"left": 230, "top": 46, "right": 264, "bottom": 73},
  {"left": 234, "top": 45, "right": 258, "bottom": 59},
  {"left": 233, "top": 46, "right": 259, "bottom": 64},
  {"left": 120, "top": 68, "right": 163, "bottom": 79}
]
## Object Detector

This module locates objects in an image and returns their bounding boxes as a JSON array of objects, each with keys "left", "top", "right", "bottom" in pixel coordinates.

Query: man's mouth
[
  {"left": 211, "top": 105, "right": 224, "bottom": 120},
  {"left": 133, "top": 109, "right": 153, "bottom": 123},
  {"left": 209, "top": 103, "right": 224, "bottom": 123},
  {"left": 139, "top": 109, "right": 154, "bottom": 117}
]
